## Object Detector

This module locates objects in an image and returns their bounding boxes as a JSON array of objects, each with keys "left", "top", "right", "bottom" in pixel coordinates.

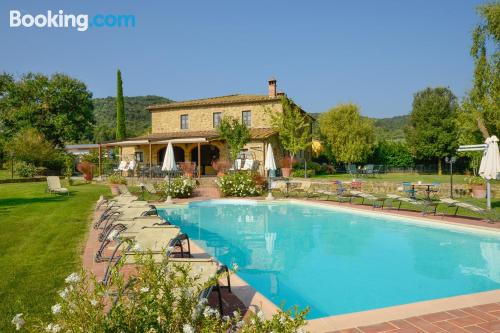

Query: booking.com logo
[{"left": 9, "top": 10, "right": 136, "bottom": 32}]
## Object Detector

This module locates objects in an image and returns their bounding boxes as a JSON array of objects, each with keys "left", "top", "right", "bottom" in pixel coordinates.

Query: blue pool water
[{"left": 159, "top": 200, "right": 500, "bottom": 319}]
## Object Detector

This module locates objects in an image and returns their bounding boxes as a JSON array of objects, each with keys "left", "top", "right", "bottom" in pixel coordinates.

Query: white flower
[
  {"left": 140, "top": 287, "right": 150, "bottom": 293},
  {"left": 279, "top": 315, "right": 286, "bottom": 324},
  {"left": 132, "top": 243, "right": 143, "bottom": 251},
  {"left": 58, "top": 288, "right": 69, "bottom": 299},
  {"left": 222, "top": 315, "right": 230, "bottom": 321},
  {"left": 11, "top": 313, "right": 25, "bottom": 331},
  {"left": 65, "top": 272, "right": 80, "bottom": 284},
  {"left": 232, "top": 263, "right": 239, "bottom": 271},
  {"left": 51, "top": 303, "right": 62, "bottom": 315},
  {"left": 182, "top": 324, "right": 194, "bottom": 333},
  {"left": 90, "top": 299, "right": 98, "bottom": 306},
  {"left": 256, "top": 310, "right": 264, "bottom": 321},
  {"left": 45, "top": 323, "right": 61, "bottom": 333}
]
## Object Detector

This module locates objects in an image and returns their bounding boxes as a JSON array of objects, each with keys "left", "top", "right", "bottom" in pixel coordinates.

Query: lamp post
[{"left": 445, "top": 156, "right": 457, "bottom": 198}]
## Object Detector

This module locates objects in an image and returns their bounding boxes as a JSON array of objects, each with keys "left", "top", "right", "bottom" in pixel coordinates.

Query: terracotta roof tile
[
  {"left": 147, "top": 94, "right": 281, "bottom": 110},
  {"left": 129, "top": 128, "right": 277, "bottom": 141}
]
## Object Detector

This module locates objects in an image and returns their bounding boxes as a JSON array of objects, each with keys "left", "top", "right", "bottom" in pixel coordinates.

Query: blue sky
[{"left": 0, "top": 0, "right": 485, "bottom": 117}]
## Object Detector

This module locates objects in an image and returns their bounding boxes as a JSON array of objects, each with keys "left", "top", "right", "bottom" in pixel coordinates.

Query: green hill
[
  {"left": 92, "top": 95, "right": 172, "bottom": 142},
  {"left": 310, "top": 113, "right": 409, "bottom": 141},
  {"left": 372, "top": 115, "right": 409, "bottom": 141}
]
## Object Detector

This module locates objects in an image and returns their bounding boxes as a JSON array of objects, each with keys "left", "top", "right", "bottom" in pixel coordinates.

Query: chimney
[{"left": 268, "top": 77, "right": 277, "bottom": 97}]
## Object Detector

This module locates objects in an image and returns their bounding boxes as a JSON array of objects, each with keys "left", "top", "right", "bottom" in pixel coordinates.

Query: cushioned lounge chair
[
  {"left": 349, "top": 190, "right": 386, "bottom": 208},
  {"left": 385, "top": 194, "right": 438, "bottom": 215},
  {"left": 101, "top": 229, "right": 191, "bottom": 281},
  {"left": 440, "top": 198, "right": 499, "bottom": 223},
  {"left": 96, "top": 217, "right": 174, "bottom": 262},
  {"left": 46, "top": 176, "right": 69, "bottom": 196},
  {"left": 94, "top": 204, "right": 158, "bottom": 230},
  {"left": 108, "top": 257, "right": 231, "bottom": 314},
  {"left": 144, "top": 183, "right": 157, "bottom": 195}
]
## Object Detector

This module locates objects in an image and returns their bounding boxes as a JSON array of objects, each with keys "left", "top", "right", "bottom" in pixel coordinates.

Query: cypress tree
[{"left": 116, "top": 70, "right": 126, "bottom": 140}]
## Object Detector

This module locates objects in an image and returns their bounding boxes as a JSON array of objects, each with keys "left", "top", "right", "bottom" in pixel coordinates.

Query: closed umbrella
[
  {"left": 162, "top": 142, "right": 177, "bottom": 203},
  {"left": 265, "top": 143, "right": 277, "bottom": 173},
  {"left": 265, "top": 143, "right": 277, "bottom": 200},
  {"left": 479, "top": 136, "right": 500, "bottom": 210}
]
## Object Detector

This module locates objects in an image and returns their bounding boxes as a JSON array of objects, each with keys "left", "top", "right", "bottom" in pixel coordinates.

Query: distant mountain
[
  {"left": 310, "top": 113, "right": 409, "bottom": 141},
  {"left": 92, "top": 95, "right": 172, "bottom": 142},
  {"left": 372, "top": 115, "right": 409, "bottom": 141}
]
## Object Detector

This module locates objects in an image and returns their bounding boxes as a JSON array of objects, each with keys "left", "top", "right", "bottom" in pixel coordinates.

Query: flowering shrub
[
  {"left": 290, "top": 169, "right": 315, "bottom": 178},
  {"left": 157, "top": 176, "right": 197, "bottom": 198},
  {"left": 107, "top": 173, "right": 127, "bottom": 185},
  {"left": 216, "top": 172, "right": 262, "bottom": 197},
  {"left": 13, "top": 254, "right": 309, "bottom": 332}
]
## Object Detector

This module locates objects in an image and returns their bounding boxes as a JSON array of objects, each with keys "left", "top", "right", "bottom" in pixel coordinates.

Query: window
[
  {"left": 213, "top": 112, "right": 221, "bottom": 128},
  {"left": 135, "top": 151, "right": 144, "bottom": 162},
  {"left": 180, "top": 114, "right": 189, "bottom": 129},
  {"left": 242, "top": 110, "right": 251, "bottom": 127}
]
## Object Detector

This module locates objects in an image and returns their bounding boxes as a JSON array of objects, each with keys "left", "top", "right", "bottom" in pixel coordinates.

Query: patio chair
[
  {"left": 346, "top": 164, "right": 358, "bottom": 177},
  {"left": 46, "top": 176, "right": 69, "bottom": 196},
  {"left": 402, "top": 182, "right": 416, "bottom": 198},
  {"left": 373, "top": 165, "right": 383, "bottom": 175},
  {"left": 439, "top": 198, "right": 499, "bottom": 223},
  {"left": 429, "top": 182, "right": 440, "bottom": 199},
  {"left": 363, "top": 164, "right": 375, "bottom": 177}
]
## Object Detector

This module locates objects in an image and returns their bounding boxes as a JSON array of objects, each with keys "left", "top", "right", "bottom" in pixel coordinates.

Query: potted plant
[
  {"left": 77, "top": 161, "right": 95, "bottom": 182},
  {"left": 281, "top": 156, "right": 293, "bottom": 177},
  {"left": 107, "top": 173, "right": 127, "bottom": 196},
  {"left": 212, "top": 159, "right": 231, "bottom": 177},
  {"left": 178, "top": 162, "right": 196, "bottom": 177},
  {"left": 465, "top": 176, "right": 486, "bottom": 198}
]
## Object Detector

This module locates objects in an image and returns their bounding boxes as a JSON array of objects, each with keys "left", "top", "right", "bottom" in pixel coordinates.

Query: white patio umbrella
[
  {"left": 479, "top": 136, "right": 500, "bottom": 210},
  {"left": 162, "top": 142, "right": 177, "bottom": 204},
  {"left": 264, "top": 143, "right": 277, "bottom": 200}
]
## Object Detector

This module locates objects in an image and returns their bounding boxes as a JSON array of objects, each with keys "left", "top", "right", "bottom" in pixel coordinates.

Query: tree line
[{"left": 316, "top": 3, "right": 499, "bottom": 174}]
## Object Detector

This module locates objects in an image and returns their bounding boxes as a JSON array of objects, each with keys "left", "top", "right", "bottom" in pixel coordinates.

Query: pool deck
[{"left": 85, "top": 197, "right": 500, "bottom": 333}]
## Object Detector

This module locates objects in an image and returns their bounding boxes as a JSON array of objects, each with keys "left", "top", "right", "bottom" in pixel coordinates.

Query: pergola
[{"left": 98, "top": 137, "right": 209, "bottom": 179}]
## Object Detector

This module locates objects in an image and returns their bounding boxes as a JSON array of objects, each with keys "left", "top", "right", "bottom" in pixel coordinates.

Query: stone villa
[{"left": 109, "top": 79, "right": 312, "bottom": 176}]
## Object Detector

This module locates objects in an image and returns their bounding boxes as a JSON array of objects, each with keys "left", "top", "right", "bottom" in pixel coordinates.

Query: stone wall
[{"left": 151, "top": 101, "right": 282, "bottom": 133}]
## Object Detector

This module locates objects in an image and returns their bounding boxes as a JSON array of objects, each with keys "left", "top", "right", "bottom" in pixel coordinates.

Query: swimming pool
[{"left": 159, "top": 200, "right": 500, "bottom": 319}]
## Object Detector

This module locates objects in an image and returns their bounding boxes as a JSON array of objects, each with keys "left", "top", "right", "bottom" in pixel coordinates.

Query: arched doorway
[
  {"left": 191, "top": 144, "right": 220, "bottom": 175},
  {"left": 158, "top": 146, "right": 185, "bottom": 164}
]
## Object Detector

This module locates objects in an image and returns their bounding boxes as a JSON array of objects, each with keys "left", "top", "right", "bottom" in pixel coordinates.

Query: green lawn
[
  {"left": 0, "top": 169, "right": 13, "bottom": 180},
  {"left": 0, "top": 182, "right": 109, "bottom": 332}
]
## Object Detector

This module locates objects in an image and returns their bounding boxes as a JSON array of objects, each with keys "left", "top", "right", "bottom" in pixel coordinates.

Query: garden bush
[
  {"left": 14, "top": 161, "right": 37, "bottom": 178},
  {"left": 216, "top": 172, "right": 262, "bottom": 197},
  {"left": 12, "top": 253, "right": 309, "bottom": 332},
  {"left": 157, "top": 176, "right": 197, "bottom": 198},
  {"left": 290, "top": 169, "right": 315, "bottom": 178}
]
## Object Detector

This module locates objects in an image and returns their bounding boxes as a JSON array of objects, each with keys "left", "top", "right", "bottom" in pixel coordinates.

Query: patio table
[{"left": 411, "top": 183, "right": 435, "bottom": 200}]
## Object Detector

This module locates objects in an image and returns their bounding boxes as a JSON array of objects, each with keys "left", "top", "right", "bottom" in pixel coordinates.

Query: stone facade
[
  {"left": 151, "top": 100, "right": 282, "bottom": 133},
  {"left": 115, "top": 80, "right": 312, "bottom": 176}
]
